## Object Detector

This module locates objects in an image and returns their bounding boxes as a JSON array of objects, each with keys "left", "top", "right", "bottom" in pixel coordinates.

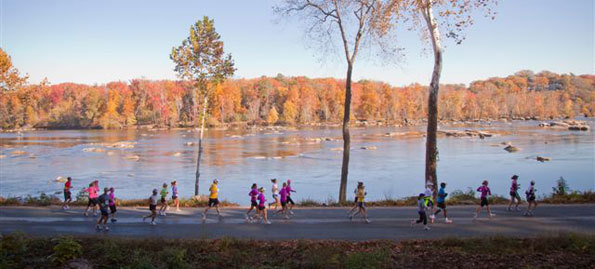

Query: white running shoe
[
  {"left": 424, "top": 226, "right": 430, "bottom": 231},
  {"left": 289, "top": 210, "right": 294, "bottom": 215},
  {"left": 430, "top": 214, "right": 435, "bottom": 219},
  {"left": 283, "top": 215, "right": 290, "bottom": 219},
  {"left": 202, "top": 213, "right": 206, "bottom": 221},
  {"left": 150, "top": 221, "right": 156, "bottom": 225},
  {"left": 93, "top": 212, "right": 98, "bottom": 217},
  {"left": 265, "top": 220, "right": 271, "bottom": 225},
  {"left": 176, "top": 209, "right": 181, "bottom": 212},
  {"left": 410, "top": 220, "right": 415, "bottom": 226},
  {"left": 162, "top": 212, "right": 167, "bottom": 216},
  {"left": 95, "top": 224, "right": 101, "bottom": 231},
  {"left": 489, "top": 213, "right": 496, "bottom": 218},
  {"left": 84, "top": 212, "right": 89, "bottom": 217},
  {"left": 445, "top": 218, "right": 452, "bottom": 224},
  {"left": 365, "top": 219, "right": 371, "bottom": 224},
  {"left": 104, "top": 226, "right": 110, "bottom": 231}
]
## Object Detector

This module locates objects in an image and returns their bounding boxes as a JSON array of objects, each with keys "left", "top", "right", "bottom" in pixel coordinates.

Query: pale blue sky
[{"left": 1, "top": 0, "right": 593, "bottom": 86}]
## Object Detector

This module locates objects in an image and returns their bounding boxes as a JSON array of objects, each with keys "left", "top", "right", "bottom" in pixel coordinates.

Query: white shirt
[
  {"left": 150, "top": 194, "right": 159, "bottom": 205},
  {"left": 272, "top": 183, "right": 279, "bottom": 195}
]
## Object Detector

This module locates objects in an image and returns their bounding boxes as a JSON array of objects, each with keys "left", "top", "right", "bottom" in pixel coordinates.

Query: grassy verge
[
  {"left": 1, "top": 232, "right": 592, "bottom": 268},
  {"left": 0, "top": 195, "right": 238, "bottom": 207},
  {"left": 2, "top": 189, "right": 593, "bottom": 208}
]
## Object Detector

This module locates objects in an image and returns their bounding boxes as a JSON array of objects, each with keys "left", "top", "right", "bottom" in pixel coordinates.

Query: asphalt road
[{"left": 1, "top": 204, "right": 593, "bottom": 241}]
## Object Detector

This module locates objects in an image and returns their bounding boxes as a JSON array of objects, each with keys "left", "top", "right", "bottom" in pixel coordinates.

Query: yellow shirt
[
  {"left": 209, "top": 184, "right": 218, "bottom": 199},
  {"left": 357, "top": 188, "right": 365, "bottom": 202}
]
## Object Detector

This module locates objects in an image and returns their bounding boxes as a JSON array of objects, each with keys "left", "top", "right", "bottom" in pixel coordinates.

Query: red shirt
[{"left": 64, "top": 181, "right": 71, "bottom": 191}]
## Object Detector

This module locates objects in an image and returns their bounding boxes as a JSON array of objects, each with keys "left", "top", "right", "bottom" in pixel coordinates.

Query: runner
[
  {"left": 202, "top": 179, "right": 222, "bottom": 222},
  {"left": 286, "top": 179, "right": 296, "bottom": 214},
  {"left": 171, "top": 180, "right": 180, "bottom": 212},
  {"left": 246, "top": 183, "right": 259, "bottom": 222},
  {"left": 62, "top": 177, "right": 72, "bottom": 210},
  {"left": 108, "top": 187, "right": 117, "bottom": 222},
  {"left": 275, "top": 182, "right": 290, "bottom": 219},
  {"left": 257, "top": 187, "right": 271, "bottom": 224},
  {"left": 424, "top": 182, "right": 435, "bottom": 222},
  {"left": 474, "top": 180, "right": 495, "bottom": 220},
  {"left": 507, "top": 175, "right": 522, "bottom": 211},
  {"left": 349, "top": 182, "right": 370, "bottom": 223},
  {"left": 524, "top": 180, "right": 537, "bottom": 216},
  {"left": 95, "top": 188, "right": 110, "bottom": 231},
  {"left": 268, "top": 178, "right": 281, "bottom": 210},
  {"left": 433, "top": 182, "right": 452, "bottom": 223},
  {"left": 84, "top": 180, "right": 99, "bottom": 217},
  {"left": 158, "top": 183, "right": 169, "bottom": 216},
  {"left": 411, "top": 193, "right": 430, "bottom": 230},
  {"left": 142, "top": 189, "right": 159, "bottom": 225},
  {"left": 348, "top": 182, "right": 363, "bottom": 216}
]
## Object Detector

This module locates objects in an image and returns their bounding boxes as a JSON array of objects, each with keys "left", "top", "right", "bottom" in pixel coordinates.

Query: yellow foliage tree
[{"left": 267, "top": 106, "right": 279, "bottom": 125}]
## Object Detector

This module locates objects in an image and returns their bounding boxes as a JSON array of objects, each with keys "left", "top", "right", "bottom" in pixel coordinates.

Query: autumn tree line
[{"left": 0, "top": 71, "right": 593, "bottom": 130}]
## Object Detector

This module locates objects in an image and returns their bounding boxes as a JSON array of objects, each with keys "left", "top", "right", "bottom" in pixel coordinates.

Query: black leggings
[{"left": 416, "top": 211, "right": 427, "bottom": 225}]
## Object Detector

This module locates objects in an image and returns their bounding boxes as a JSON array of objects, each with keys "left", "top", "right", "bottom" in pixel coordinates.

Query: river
[{"left": 1, "top": 119, "right": 593, "bottom": 205}]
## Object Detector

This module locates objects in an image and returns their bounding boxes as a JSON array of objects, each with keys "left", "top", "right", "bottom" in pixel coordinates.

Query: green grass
[
  {"left": 1, "top": 233, "right": 593, "bottom": 268},
  {"left": 0, "top": 193, "right": 238, "bottom": 207}
]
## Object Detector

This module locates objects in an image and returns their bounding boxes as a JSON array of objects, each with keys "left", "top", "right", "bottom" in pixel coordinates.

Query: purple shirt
[
  {"left": 257, "top": 193, "right": 266, "bottom": 207},
  {"left": 477, "top": 185, "right": 491, "bottom": 199},
  {"left": 108, "top": 192, "right": 115, "bottom": 206},
  {"left": 510, "top": 180, "right": 518, "bottom": 192},
  {"left": 280, "top": 187, "right": 288, "bottom": 202},
  {"left": 286, "top": 184, "right": 293, "bottom": 196},
  {"left": 249, "top": 188, "right": 259, "bottom": 202}
]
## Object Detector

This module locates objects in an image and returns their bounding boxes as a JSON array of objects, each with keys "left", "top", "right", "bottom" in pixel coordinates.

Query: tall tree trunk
[
  {"left": 422, "top": 3, "right": 442, "bottom": 200},
  {"left": 339, "top": 63, "right": 353, "bottom": 203},
  {"left": 195, "top": 94, "right": 208, "bottom": 196}
]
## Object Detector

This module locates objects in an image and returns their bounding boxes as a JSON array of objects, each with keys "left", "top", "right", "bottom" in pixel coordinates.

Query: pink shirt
[
  {"left": 249, "top": 188, "right": 259, "bottom": 202},
  {"left": 477, "top": 185, "right": 491, "bottom": 199},
  {"left": 257, "top": 193, "right": 266, "bottom": 207},
  {"left": 279, "top": 187, "right": 288, "bottom": 202},
  {"left": 87, "top": 186, "right": 99, "bottom": 199},
  {"left": 108, "top": 192, "right": 115, "bottom": 206}
]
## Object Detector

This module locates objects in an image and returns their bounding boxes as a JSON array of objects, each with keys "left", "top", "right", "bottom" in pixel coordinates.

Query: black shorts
[
  {"left": 149, "top": 204, "right": 157, "bottom": 211},
  {"left": 281, "top": 201, "right": 287, "bottom": 207},
  {"left": 100, "top": 208, "right": 109, "bottom": 216},
  {"left": 287, "top": 196, "right": 295, "bottom": 205},
  {"left": 172, "top": 196, "right": 178, "bottom": 200},
  {"left": 251, "top": 201, "right": 258, "bottom": 207},
  {"left": 258, "top": 205, "right": 265, "bottom": 210},
  {"left": 88, "top": 198, "right": 98, "bottom": 206},
  {"left": 161, "top": 197, "right": 166, "bottom": 203},
  {"left": 480, "top": 197, "right": 489, "bottom": 207},
  {"left": 64, "top": 191, "right": 71, "bottom": 200},
  {"left": 437, "top": 202, "right": 446, "bottom": 209},
  {"left": 426, "top": 200, "right": 434, "bottom": 207},
  {"left": 208, "top": 198, "right": 219, "bottom": 207},
  {"left": 357, "top": 202, "right": 365, "bottom": 208},
  {"left": 510, "top": 191, "right": 520, "bottom": 198},
  {"left": 527, "top": 196, "right": 536, "bottom": 202},
  {"left": 109, "top": 205, "right": 117, "bottom": 213}
]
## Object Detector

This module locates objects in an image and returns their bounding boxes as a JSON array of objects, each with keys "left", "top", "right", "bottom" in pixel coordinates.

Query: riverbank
[
  {"left": 1, "top": 190, "right": 592, "bottom": 207},
  {"left": 1, "top": 232, "right": 592, "bottom": 268}
]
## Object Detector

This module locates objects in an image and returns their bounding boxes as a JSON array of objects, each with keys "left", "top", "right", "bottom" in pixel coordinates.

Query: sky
[{"left": 1, "top": 0, "right": 593, "bottom": 87}]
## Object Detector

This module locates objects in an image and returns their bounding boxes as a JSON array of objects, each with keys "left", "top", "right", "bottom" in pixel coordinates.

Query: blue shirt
[{"left": 437, "top": 187, "right": 446, "bottom": 203}]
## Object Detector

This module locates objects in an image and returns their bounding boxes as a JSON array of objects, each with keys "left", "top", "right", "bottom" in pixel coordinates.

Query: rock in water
[
  {"left": 504, "top": 145, "right": 520, "bottom": 153},
  {"left": 55, "top": 176, "right": 68, "bottom": 182},
  {"left": 360, "top": 146, "right": 378, "bottom": 150},
  {"left": 536, "top": 156, "right": 551, "bottom": 162}
]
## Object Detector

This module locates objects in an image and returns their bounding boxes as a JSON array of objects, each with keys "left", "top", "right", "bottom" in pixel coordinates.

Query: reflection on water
[{"left": 1, "top": 120, "right": 593, "bottom": 205}]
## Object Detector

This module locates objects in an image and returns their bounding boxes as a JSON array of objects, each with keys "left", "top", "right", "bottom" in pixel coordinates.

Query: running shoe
[{"left": 424, "top": 226, "right": 430, "bottom": 231}]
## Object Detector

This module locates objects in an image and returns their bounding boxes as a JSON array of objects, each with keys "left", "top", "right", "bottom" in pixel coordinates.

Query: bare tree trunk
[
  {"left": 422, "top": 2, "right": 442, "bottom": 201},
  {"left": 195, "top": 94, "right": 208, "bottom": 196},
  {"left": 339, "top": 63, "right": 353, "bottom": 203}
]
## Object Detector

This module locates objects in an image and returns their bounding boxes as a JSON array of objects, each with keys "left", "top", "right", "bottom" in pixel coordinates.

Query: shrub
[
  {"left": 159, "top": 248, "right": 189, "bottom": 269},
  {"left": 50, "top": 237, "right": 82, "bottom": 265},
  {"left": 553, "top": 176, "right": 569, "bottom": 196},
  {"left": 0, "top": 232, "right": 29, "bottom": 267}
]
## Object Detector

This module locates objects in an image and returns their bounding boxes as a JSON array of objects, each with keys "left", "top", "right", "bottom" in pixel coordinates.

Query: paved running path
[{"left": 1, "top": 204, "right": 593, "bottom": 241}]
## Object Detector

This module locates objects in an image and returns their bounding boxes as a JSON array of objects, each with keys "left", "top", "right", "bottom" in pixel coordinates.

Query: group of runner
[
  {"left": 61, "top": 174, "right": 538, "bottom": 231},
  {"left": 411, "top": 174, "right": 539, "bottom": 230}
]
